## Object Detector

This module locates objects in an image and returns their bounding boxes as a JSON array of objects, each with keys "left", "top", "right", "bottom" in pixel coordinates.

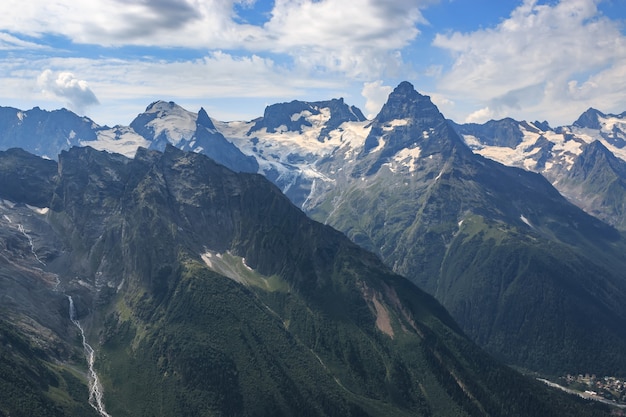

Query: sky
[{"left": 1, "top": 0, "right": 626, "bottom": 127}]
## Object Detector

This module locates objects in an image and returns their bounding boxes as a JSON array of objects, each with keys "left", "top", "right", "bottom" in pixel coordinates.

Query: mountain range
[
  {"left": 1, "top": 82, "right": 626, "bottom": 414},
  {"left": 451, "top": 108, "right": 626, "bottom": 230},
  {"left": 1, "top": 145, "right": 613, "bottom": 416}
]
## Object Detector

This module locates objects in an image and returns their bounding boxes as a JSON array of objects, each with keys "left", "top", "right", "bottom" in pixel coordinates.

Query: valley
[{"left": 1, "top": 82, "right": 626, "bottom": 415}]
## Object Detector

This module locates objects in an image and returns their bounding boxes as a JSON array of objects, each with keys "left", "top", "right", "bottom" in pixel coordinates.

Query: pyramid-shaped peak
[
  {"left": 583, "top": 139, "right": 615, "bottom": 159},
  {"left": 394, "top": 81, "right": 417, "bottom": 93},
  {"left": 573, "top": 107, "right": 605, "bottom": 129},
  {"left": 375, "top": 81, "right": 439, "bottom": 124},
  {"left": 197, "top": 107, "right": 216, "bottom": 130}
]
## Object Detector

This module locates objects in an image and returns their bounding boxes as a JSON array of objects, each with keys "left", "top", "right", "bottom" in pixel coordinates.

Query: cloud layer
[
  {"left": 433, "top": 0, "right": 626, "bottom": 123},
  {"left": 0, "top": 0, "right": 625, "bottom": 127},
  {"left": 0, "top": 0, "right": 427, "bottom": 79}
]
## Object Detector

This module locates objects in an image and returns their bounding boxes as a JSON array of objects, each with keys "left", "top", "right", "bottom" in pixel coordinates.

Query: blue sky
[{"left": 0, "top": 0, "right": 625, "bottom": 127}]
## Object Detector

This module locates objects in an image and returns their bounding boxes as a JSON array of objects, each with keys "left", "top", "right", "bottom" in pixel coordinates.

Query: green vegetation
[
  {"left": 0, "top": 319, "right": 98, "bottom": 417},
  {"left": 0, "top": 145, "right": 619, "bottom": 416},
  {"left": 310, "top": 145, "right": 626, "bottom": 376}
]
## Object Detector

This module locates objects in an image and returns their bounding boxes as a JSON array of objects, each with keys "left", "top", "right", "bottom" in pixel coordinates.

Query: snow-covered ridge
[
  {"left": 84, "top": 127, "right": 149, "bottom": 158},
  {"left": 145, "top": 102, "right": 198, "bottom": 146},
  {"left": 460, "top": 116, "right": 626, "bottom": 179},
  {"left": 216, "top": 117, "right": 371, "bottom": 171}
]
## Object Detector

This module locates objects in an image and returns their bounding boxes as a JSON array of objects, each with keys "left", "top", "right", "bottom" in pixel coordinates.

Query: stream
[
  {"left": 68, "top": 295, "right": 112, "bottom": 417},
  {"left": 12, "top": 216, "right": 113, "bottom": 416}
]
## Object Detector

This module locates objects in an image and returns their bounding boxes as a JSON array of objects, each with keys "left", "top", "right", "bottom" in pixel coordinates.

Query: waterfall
[
  {"left": 17, "top": 224, "right": 46, "bottom": 266},
  {"left": 67, "top": 296, "right": 112, "bottom": 417}
]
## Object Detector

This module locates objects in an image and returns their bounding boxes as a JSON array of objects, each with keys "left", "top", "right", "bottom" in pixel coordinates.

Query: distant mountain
[
  {"left": 0, "top": 100, "right": 258, "bottom": 174},
  {"left": 3, "top": 86, "right": 626, "bottom": 378},
  {"left": 0, "top": 106, "right": 97, "bottom": 158},
  {"left": 452, "top": 108, "right": 626, "bottom": 230},
  {"left": 128, "top": 101, "right": 259, "bottom": 173},
  {"left": 558, "top": 140, "right": 626, "bottom": 227},
  {"left": 249, "top": 98, "right": 366, "bottom": 141},
  {"left": 0, "top": 145, "right": 611, "bottom": 416},
  {"left": 299, "top": 83, "right": 626, "bottom": 375},
  {"left": 218, "top": 97, "right": 370, "bottom": 206}
]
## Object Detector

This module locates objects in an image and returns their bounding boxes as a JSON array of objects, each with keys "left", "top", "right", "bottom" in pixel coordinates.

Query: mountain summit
[
  {"left": 356, "top": 81, "right": 470, "bottom": 177},
  {"left": 249, "top": 98, "right": 366, "bottom": 141},
  {"left": 303, "top": 82, "right": 626, "bottom": 375},
  {"left": 129, "top": 101, "right": 259, "bottom": 173}
]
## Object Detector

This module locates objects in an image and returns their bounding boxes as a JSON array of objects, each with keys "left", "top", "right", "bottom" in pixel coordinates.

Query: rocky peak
[
  {"left": 570, "top": 140, "right": 626, "bottom": 179},
  {"left": 197, "top": 107, "right": 217, "bottom": 130},
  {"left": 248, "top": 98, "right": 366, "bottom": 141},
  {"left": 451, "top": 117, "right": 525, "bottom": 149},
  {"left": 357, "top": 81, "right": 471, "bottom": 175},
  {"left": 373, "top": 81, "right": 440, "bottom": 125},
  {"left": 532, "top": 120, "right": 552, "bottom": 131},
  {"left": 573, "top": 107, "right": 604, "bottom": 129}
]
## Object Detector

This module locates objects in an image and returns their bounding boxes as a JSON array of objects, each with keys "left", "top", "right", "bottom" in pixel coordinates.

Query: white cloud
[
  {"left": 0, "top": 0, "right": 429, "bottom": 79},
  {"left": 465, "top": 107, "right": 495, "bottom": 124},
  {"left": 427, "top": 92, "right": 455, "bottom": 115},
  {"left": 361, "top": 81, "right": 393, "bottom": 118},
  {"left": 260, "top": 0, "right": 426, "bottom": 77},
  {"left": 37, "top": 69, "right": 99, "bottom": 114},
  {"left": 0, "top": 51, "right": 360, "bottom": 125},
  {"left": 433, "top": 0, "right": 626, "bottom": 125},
  {"left": 0, "top": 32, "right": 48, "bottom": 50}
]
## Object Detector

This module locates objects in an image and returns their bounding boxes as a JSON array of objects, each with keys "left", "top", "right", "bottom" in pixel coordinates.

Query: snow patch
[
  {"left": 520, "top": 215, "right": 533, "bottom": 228},
  {"left": 201, "top": 252, "right": 214, "bottom": 268},
  {"left": 146, "top": 103, "right": 197, "bottom": 145},
  {"left": 462, "top": 134, "right": 484, "bottom": 150},
  {"left": 291, "top": 110, "right": 313, "bottom": 122},
  {"left": 26, "top": 205, "right": 49, "bottom": 215},
  {"left": 85, "top": 127, "right": 150, "bottom": 158},
  {"left": 242, "top": 258, "right": 252, "bottom": 271},
  {"left": 382, "top": 118, "right": 409, "bottom": 131}
]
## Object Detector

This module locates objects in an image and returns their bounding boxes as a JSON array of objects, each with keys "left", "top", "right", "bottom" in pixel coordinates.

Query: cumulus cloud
[
  {"left": 433, "top": 0, "right": 626, "bottom": 124},
  {"left": 465, "top": 107, "right": 495, "bottom": 124},
  {"left": 361, "top": 81, "right": 393, "bottom": 119},
  {"left": 37, "top": 70, "right": 99, "bottom": 114},
  {"left": 261, "top": 0, "right": 425, "bottom": 77}
]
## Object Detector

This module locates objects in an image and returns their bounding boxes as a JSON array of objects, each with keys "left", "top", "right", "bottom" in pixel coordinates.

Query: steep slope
[
  {"left": 0, "top": 150, "right": 101, "bottom": 417},
  {"left": 129, "top": 101, "right": 259, "bottom": 173},
  {"left": 557, "top": 140, "right": 626, "bottom": 229},
  {"left": 0, "top": 107, "right": 97, "bottom": 158},
  {"left": 453, "top": 110, "right": 626, "bottom": 230},
  {"left": 301, "top": 83, "right": 626, "bottom": 375},
  {"left": 0, "top": 146, "right": 612, "bottom": 416},
  {"left": 220, "top": 98, "right": 369, "bottom": 207}
]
